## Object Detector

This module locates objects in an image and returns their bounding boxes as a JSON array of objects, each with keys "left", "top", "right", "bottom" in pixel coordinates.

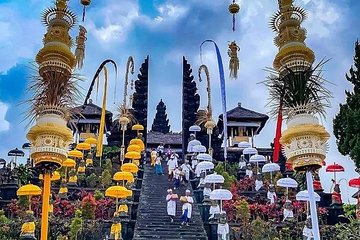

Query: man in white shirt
[
  {"left": 166, "top": 189, "right": 177, "bottom": 222},
  {"left": 181, "top": 189, "right": 194, "bottom": 226},
  {"left": 167, "top": 155, "right": 178, "bottom": 181}
]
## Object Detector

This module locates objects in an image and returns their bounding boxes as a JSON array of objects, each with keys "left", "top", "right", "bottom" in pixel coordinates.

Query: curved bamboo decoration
[
  {"left": 96, "top": 66, "right": 108, "bottom": 158},
  {"left": 123, "top": 56, "right": 135, "bottom": 108},
  {"left": 198, "top": 64, "right": 212, "bottom": 118}
]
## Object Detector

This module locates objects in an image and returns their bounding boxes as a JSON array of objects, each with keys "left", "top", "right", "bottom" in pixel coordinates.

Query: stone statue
[
  {"left": 245, "top": 164, "right": 253, "bottom": 178},
  {"left": 203, "top": 183, "right": 212, "bottom": 202},
  {"left": 283, "top": 200, "right": 294, "bottom": 221},
  {"left": 209, "top": 200, "right": 221, "bottom": 221},
  {"left": 20, "top": 210, "right": 36, "bottom": 240},
  {"left": 217, "top": 213, "right": 230, "bottom": 240},
  {"left": 332, "top": 183, "right": 342, "bottom": 204},
  {"left": 302, "top": 215, "right": 314, "bottom": 240},
  {"left": 254, "top": 173, "right": 263, "bottom": 191},
  {"left": 68, "top": 170, "right": 78, "bottom": 186},
  {"left": 238, "top": 155, "right": 247, "bottom": 170},
  {"left": 267, "top": 184, "right": 277, "bottom": 204},
  {"left": 109, "top": 212, "right": 122, "bottom": 240}
]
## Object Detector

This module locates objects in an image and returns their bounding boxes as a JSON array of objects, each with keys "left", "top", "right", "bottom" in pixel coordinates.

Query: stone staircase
[{"left": 133, "top": 161, "right": 208, "bottom": 240}]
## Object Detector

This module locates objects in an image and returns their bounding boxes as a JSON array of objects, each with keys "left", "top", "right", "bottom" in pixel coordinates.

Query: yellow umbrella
[
  {"left": 68, "top": 150, "right": 83, "bottom": 159},
  {"left": 39, "top": 171, "right": 61, "bottom": 181},
  {"left": 76, "top": 142, "right": 91, "bottom": 151},
  {"left": 131, "top": 124, "right": 144, "bottom": 131},
  {"left": 125, "top": 151, "right": 141, "bottom": 160},
  {"left": 113, "top": 171, "right": 134, "bottom": 184},
  {"left": 105, "top": 186, "right": 132, "bottom": 199},
  {"left": 17, "top": 183, "right": 42, "bottom": 211},
  {"left": 85, "top": 137, "right": 97, "bottom": 145},
  {"left": 17, "top": 184, "right": 42, "bottom": 196},
  {"left": 121, "top": 163, "right": 139, "bottom": 173},
  {"left": 63, "top": 158, "right": 76, "bottom": 168},
  {"left": 130, "top": 139, "right": 145, "bottom": 151},
  {"left": 127, "top": 145, "right": 141, "bottom": 153}
]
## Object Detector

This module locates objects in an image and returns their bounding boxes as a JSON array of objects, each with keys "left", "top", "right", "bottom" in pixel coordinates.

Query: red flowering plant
[
  {"left": 7, "top": 199, "right": 21, "bottom": 218},
  {"left": 95, "top": 198, "right": 114, "bottom": 220},
  {"left": 53, "top": 198, "right": 76, "bottom": 218},
  {"left": 81, "top": 193, "right": 97, "bottom": 219},
  {"left": 30, "top": 196, "right": 42, "bottom": 218}
]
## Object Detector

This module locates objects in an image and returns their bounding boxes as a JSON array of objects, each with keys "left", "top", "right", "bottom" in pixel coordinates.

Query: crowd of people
[{"left": 150, "top": 143, "right": 196, "bottom": 226}]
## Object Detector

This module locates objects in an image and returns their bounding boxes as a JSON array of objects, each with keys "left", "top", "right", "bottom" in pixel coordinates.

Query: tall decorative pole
[
  {"left": 119, "top": 57, "right": 135, "bottom": 165},
  {"left": 26, "top": 1, "right": 86, "bottom": 239},
  {"left": 197, "top": 64, "right": 216, "bottom": 156},
  {"left": 268, "top": 1, "right": 332, "bottom": 239}
]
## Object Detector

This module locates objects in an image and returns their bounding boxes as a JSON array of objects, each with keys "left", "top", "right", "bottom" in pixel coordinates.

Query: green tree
[
  {"left": 333, "top": 40, "right": 360, "bottom": 168},
  {"left": 69, "top": 210, "right": 83, "bottom": 240},
  {"left": 100, "top": 169, "right": 112, "bottom": 188}
]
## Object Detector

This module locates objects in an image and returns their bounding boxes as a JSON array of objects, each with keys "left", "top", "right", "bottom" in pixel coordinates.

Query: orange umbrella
[
  {"left": 76, "top": 142, "right": 91, "bottom": 151},
  {"left": 85, "top": 137, "right": 97, "bottom": 146},
  {"left": 121, "top": 163, "right": 138, "bottom": 173},
  {"left": 63, "top": 158, "right": 76, "bottom": 168},
  {"left": 113, "top": 171, "right": 134, "bottom": 184},
  {"left": 68, "top": 150, "right": 83, "bottom": 159},
  {"left": 17, "top": 183, "right": 42, "bottom": 211},
  {"left": 129, "top": 139, "right": 145, "bottom": 151},
  {"left": 131, "top": 124, "right": 144, "bottom": 131},
  {"left": 125, "top": 151, "right": 141, "bottom": 160},
  {"left": 127, "top": 145, "right": 141, "bottom": 153}
]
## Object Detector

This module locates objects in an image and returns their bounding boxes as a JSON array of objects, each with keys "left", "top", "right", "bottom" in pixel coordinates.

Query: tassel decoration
[
  {"left": 228, "top": 41, "right": 240, "bottom": 79},
  {"left": 75, "top": 25, "right": 87, "bottom": 69}
]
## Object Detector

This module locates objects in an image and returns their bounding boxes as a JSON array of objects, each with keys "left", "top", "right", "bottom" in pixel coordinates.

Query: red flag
[{"left": 273, "top": 107, "right": 282, "bottom": 162}]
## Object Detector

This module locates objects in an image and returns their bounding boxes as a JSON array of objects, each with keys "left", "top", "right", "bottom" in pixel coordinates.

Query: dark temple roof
[
  {"left": 72, "top": 99, "right": 112, "bottom": 118},
  {"left": 147, "top": 131, "right": 182, "bottom": 145}
]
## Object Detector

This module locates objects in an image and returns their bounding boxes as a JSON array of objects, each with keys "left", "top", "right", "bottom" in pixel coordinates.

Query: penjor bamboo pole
[
  {"left": 41, "top": 173, "right": 51, "bottom": 240},
  {"left": 96, "top": 66, "right": 108, "bottom": 158},
  {"left": 306, "top": 170, "right": 321, "bottom": 239}
]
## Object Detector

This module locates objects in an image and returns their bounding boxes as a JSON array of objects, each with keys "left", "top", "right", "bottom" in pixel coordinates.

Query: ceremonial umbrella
[
  {"left": 193, "top": 145, "right": 207, "bottom": 153},
  {"left": 105, "top": 186, "right": 133, "bottom": 210},
  {"left": 113, "top": 171, "right": 134, "bottom": 186},
  {"left": 196, "top": 161, "right": 214, "bottom": 176},
  {"left": 121, "top": 163, "right": 139, "bottom": 173},
  {"left": 8, "top": 148, "right": 25, "bottom": 166},
  {"left": 262, "top": 162, "right": 280, "bottom": 183},
  {"left": 189, "top": 125, "right": 201, "bottom": 132},
  {"left": 204, "top": 173, "right": 225, "bottom": 190},
  {"left": 197, "top": 153, "right": 212, "bottom": 162},
  {"left": 187, "top": 139, "right": 201, "bottom": 153},
  {"left": 125, "top": 151, "right": 141, "bottom": 165},
  {"left": 210, "top": 189, "right": 233, "bottom": 212},
  {"left": 132, "top": 124, "right": 144, "bottom": 131},
  {"left": 68, "top": 150, "right": 83, "bottom": 159},
  {"left": 129, "top": 139, "right": 145, "bottom": 151},
  {"left": 296, "top": 190, "right": 321, "bottom": 215},
  {"left": 127, "top": 145, "right": 141, "bottom": 153},
  {"left": 17, "top": 183, "right": 42, "bottom": 211},
  {"left": 349, "top": 178, "right": 360, "bottom": 200},
  {"left": 238, "top": 141, "right": 251, "bottom": 149},
  {"left": 85, "top": 137, "right": 97, "bottom": 146},
  {"left": 326, "top": 163, "right": 345, "bottom": 184},
  {"left": 277, "top": 177, "right": 298, "bottom": 200},
  {"left": 76, "top": 143, "right": 91, "bottom": 151},
  {"left": 243, "top": 147, "right": 258, "bottom": 155},
  {"left": 62, "top": 158, "right": 76, "bottom": 181},
  {"left": 249, "top": 154, "right": 266, "bottom": 173}
]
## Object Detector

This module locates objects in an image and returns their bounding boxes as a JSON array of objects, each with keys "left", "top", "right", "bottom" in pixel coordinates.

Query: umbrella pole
[
  {"left": 286, "top": 187, "right": 288, "bottom": 200},
  {"left": 65, "top": 167, "right": 68, "bottom": 182},
  {"left": 41, "top": 173, "right": 51, "bottom": 240},
  {"left": 306, "top": 170, "right": 321, "bottom": 240},
  {"left": 270, "top": 172, "right": 273, "bottom": 183},
  {"left": 116, "top": 197, "right": 118, "bottom": 212},
  {"left": 28, "top": 195, "right": 31, "bottom": 211},
  {"left": 334, "top": 172, "right": 336, "bottom": 184},
  {"left": 220, "top": 200, "right": 223, "bottom": 213}
]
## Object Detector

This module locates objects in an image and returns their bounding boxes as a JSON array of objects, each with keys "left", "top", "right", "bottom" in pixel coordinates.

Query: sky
[{"left": 0, "top": 0, "right": 359, "bottom": 202}]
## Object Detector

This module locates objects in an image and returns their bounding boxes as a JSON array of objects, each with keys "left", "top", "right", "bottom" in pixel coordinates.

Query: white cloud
[
  {"left": 151, "top": 2, "right": 187, "bottom": 25},
  {"left": 0, "top": 102, "right": 10, "bottom": 132}
]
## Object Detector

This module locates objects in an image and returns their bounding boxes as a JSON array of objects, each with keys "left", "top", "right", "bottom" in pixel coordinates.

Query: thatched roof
[{"left": 147, "top": 131, "right": 182, "bottom": 145}]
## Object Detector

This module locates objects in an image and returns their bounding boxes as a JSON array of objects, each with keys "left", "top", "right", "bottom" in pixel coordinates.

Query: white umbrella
[
  {"left": 277, "top": 177, "right": 298, "bottom": 200},
  {"left": 249, "top": 154, "right": 266, "bottom": 173},
  {"left": 193, "top": 145, "right": 207, "bottom": 153},
  {"left": 238, "top": 141, "right": 251, "bottom": 149},
  {"left": 196, "top": 161, "right": 214, "bottom": 174},
  {"left": 243, "top": 147, "right": 258, "bottom": 155},
  {"left": 296, "top": 190, "right": 321, "bottom": 202},
  {"left": 205, "top": 173, "right": 225, "bottom": 190},
  {"left": 262, "top": 162, "right": 280, "bottom": 182},
  {"left": 197, "top": 153, "right": 212, "bottom": 161},
  {"left": 277, "top": 178, "right": 298, "bottom": 188},
  {"left": 187, "top": 139, "right": 201, "bottom": 153},
  {"left": 210, "top": 189, "right": 233, "bottom": 212},
  {"left": 189, "top": 125, "right": 201, "bottom": 132}
]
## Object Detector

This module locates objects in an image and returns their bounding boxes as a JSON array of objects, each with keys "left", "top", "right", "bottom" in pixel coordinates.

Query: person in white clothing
[
  {"left": 283, "top": 200, "right": 294, "bottom": 222},
  {"left": 191, "top": 154, "right": 198, "bottom": 171},
  {"left": 209, "top": 200, "right": 220, "bottom": 220},
  {"left": 267, "top": 184, "right": 277, "bottom": 204},
  {"left": 181, "top": 189, "right": 194, "bottom": 226},
  {"left": 167, "top": 156, "right": 178, "bottom": 181},
  {"left": 180, "top": 160, "right": 192, "bottom": 184},
  {"left": 166, "top": 189, "right": 177, "bottom": 222},
  {"left": 173, "top": 167, "right": 181, "bottom": 190}
]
